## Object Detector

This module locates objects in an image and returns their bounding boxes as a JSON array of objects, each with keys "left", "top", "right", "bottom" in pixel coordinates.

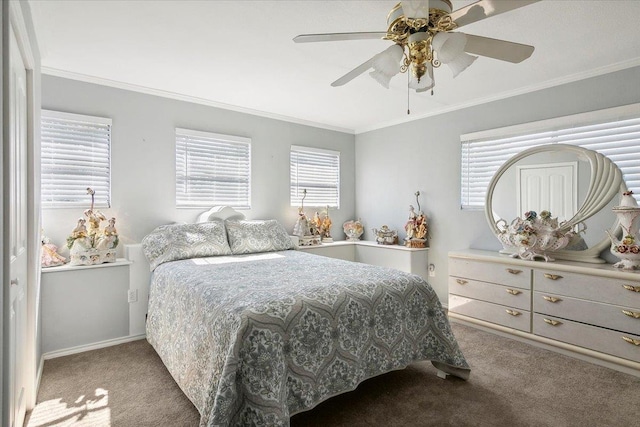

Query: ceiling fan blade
[
  {"left": 448, "top": 0, "right": 541, "bottom": 28},
  {"left": 463, "top": 34, "right": 534, "bottom": 63},
  {"left": 293, "top": 32, "right": 387, "bottom": 43},
  {"left": 331, "top": 57, "right": 375, "bottom": 87}
]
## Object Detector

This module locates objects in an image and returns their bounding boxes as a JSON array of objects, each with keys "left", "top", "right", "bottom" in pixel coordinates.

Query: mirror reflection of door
[{"left": 516, "top": 162, "right": 578, "bottom": 223}]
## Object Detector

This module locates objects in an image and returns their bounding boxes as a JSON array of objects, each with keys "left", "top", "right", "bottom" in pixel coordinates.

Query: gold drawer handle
[
  {"left": 543, "top": 318, "right": 562, "bottom": 326},
  {"left": 622, "top": 336, "right": 640, "bottom": 346},
  {"left": 622, "top": 284, "right": 640, "bottom": 293},
  {"left": 622, "top": 310, "right": 640, "bottom": 319},
  {"left": 543, "top": 273, "right": 563, "bottom": 280},
  {"left": 505, "top": 289, "right": 522, "bottom": 295},
  {"left": 505, "top": 309, "right": 521, "bottom": 316},
  {"left": 543, "top": 296, "right": 562, "bottom": 303},
  {"left": 506, "top": 268, "right": 522, "bottom": 275},
  {"left": 456, "top": 279, "right": 468, "bottom": 285}
]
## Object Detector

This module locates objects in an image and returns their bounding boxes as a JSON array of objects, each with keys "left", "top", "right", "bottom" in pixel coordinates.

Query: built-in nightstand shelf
[
  {"left": 41, "top": 259, "right": 132, "bottom": 356},
  {"left": 298, "top": 240, "right": 429, "bottom": 281}
]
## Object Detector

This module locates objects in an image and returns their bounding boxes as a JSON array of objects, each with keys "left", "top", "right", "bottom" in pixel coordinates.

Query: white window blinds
[
  {"left": 461, "top": 104, "right": 640, "bottom": 210},
  {"left": 176, "top": 128, "right": 251, "bottom": 208},
  {"left": 41, "top": 110, "right": 112, "bottom": 208},
  {"left": 290, "top": 145, "right": 340, "bottom": 207}
]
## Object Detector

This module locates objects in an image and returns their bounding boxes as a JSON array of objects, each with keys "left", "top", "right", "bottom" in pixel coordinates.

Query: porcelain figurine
[
  {"left": 608, "top": 191, "right": 640, "bottom": 270},
  {"left": 343, "top": 219, "right": 364, "bottom": 241},
  {"left": 496, "top": 210, "right": 576, "bottom": 261},
  {"left": 320, "top": 206, "right": 333, "bottom": 243},
  {"left": 41, "top": 234, "right": 66, "bottom": 267},
  {"left": 372, "top": 225, "right": 398, "bottom": 245},
  {"left": 67, "top": 188, "right": 118, "bottom": 265}
]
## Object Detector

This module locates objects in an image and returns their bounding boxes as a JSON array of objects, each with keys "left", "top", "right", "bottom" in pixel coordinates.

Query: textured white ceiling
[{"left": 29, "top": 0, "right": 640, "bottom": 133}]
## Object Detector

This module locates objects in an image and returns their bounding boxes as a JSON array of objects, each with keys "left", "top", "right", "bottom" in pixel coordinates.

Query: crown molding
[
  {"left": 43, "top": 57, "right": 640, "bottom": 137},
  {"left": 41, "top": 67, "right": 355, "bottom": 135},
  {"left": 355, "top": 57, "right": 640, "bottom": 134}
]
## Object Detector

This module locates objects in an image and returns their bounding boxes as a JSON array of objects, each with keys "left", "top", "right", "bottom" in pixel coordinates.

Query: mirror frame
[{"left": 485, "top": 144, "right": 626, "bottom": 263}]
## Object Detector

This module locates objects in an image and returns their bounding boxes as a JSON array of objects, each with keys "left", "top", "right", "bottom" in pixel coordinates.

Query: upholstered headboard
[{"left": 196, "top": 206, "right": 246, "bottom": 223}]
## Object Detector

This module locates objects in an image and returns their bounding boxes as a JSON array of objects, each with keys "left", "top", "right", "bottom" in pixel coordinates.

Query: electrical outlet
[
  {"left": 428, "top": 263, "right": 436, "bottom": 277},
  {"left": 128, "top": 289, "right": 138, "bottom": 303}
]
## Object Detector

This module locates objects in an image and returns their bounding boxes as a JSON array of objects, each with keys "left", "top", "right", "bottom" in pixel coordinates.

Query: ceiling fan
[{"left": 293, "top": 0, "right": 540, "bottom": 93}]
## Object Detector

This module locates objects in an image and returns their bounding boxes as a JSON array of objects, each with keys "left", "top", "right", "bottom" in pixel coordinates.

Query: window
[
  {"left": 290, "top": 145, "right": 340, "bottom": 207},
  {"left": 176, "top": 128, "right": 251, "bottom": 208},
  {"left": 41, "top": 110, "right": 112, "bottom": 208},
  {"left": 460, "top": 104, "right": 640, "bottom": 209}
]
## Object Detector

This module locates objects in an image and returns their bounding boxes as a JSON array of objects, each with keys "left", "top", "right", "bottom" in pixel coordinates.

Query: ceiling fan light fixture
[
  {"left": 409, "top": 63, "right": 434, "bottom": 91},
  {"left": 371, "top": 44, "right": 404, "bottom": 76},
  {"left": 401, "top": 0, "right": 430, "bottom": 19},
  {"left": 432, "top": 31, "right": 467, "bottom": 64},
  {"left": 447, "top": 52, "right": 478, "bottom": 78},
  {"left": 369, "top": 69, "right": 393, "bottom": 89}
]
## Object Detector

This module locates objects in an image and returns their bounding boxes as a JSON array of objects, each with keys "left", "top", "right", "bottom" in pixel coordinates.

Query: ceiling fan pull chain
[{"left": 407, "top": 72, "right": 411, "bottom": 115}]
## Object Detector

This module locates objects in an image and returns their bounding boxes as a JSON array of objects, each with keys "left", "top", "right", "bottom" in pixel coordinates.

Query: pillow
[
  {"left": 225, "top": 219, "right": 294, "bottom": 254},
  {"left": 142, "top": 221, "right": 232, "bottom": 271}
]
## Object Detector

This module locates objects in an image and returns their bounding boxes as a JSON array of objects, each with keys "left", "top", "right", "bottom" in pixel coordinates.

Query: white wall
[
  {"left": 355, "top": 66, "right": 640, "bottom": 302},
  {"left": 41, "top": 75, "right": 356, "bottom": 255}
]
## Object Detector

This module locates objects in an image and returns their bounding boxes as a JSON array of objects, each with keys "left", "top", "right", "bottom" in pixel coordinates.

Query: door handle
[{"left": 10, "top": 278, "right": 19, "bottom": 287}]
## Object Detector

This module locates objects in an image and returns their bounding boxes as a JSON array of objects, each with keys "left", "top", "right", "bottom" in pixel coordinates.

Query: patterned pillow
[
  {"left": 142, "top": 221, "right": 232, "bottom": 271},
  {"left": 225, "top": 219, "right": 294, "bottom": 254}
]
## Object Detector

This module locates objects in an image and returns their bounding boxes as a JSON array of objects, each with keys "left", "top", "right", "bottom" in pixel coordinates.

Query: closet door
[{"left": 7, "top": 22, "right": 29, "bottom": 427}]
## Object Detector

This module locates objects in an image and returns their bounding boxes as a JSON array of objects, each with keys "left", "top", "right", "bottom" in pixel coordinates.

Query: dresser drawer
[
  {"left": 449, "top": 258, "right": 531, "bottom": 289},
  {"left": 534, "top": 269, "right": 640, "bottom": 308},
  {"left": 449, "top": 295, "right": 531, "bottom": 332},
  {"left": 533, "top": 314, "right": 640, "bottom": 363},
  {"left": 533, "top": 292, "right": 640, "bottom": 335},
  {"left": 449, "top": 276, "right": 530, "bottom": 310}
]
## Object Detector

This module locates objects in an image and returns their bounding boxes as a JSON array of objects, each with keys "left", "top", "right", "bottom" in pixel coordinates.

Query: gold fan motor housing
[{"left": 386, "top": 1, "right": 457, "bottom": 80}]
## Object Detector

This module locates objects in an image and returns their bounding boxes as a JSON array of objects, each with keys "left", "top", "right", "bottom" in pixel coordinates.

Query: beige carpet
[{"left": 27, "top": 323, "right": 639, "bottom": 427}]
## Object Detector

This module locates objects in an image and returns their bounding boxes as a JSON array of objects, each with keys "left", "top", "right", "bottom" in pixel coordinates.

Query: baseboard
[
  {"left": 43, "top": 334, "right": 146, "bottom": 360},
  {"left": 34, "top": 354, "right": 44, "bottom": 405}
]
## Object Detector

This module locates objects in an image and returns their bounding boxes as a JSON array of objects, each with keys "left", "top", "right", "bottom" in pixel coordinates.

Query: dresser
[{"left": 448, "top": 249, "right": 640, "bottom": 376}]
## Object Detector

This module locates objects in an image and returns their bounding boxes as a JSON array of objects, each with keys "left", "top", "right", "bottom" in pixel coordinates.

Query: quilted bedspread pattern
[{"left": 146, "top": 250, "right": 469, "bottom": 426}]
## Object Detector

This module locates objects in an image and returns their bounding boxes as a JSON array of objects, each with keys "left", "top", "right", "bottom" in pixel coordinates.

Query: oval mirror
[{"left": 485, "top": 144, "right": 626, "bottom": 263}]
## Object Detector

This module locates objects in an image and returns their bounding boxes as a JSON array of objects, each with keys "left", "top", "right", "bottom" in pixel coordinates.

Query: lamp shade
[
  {"left": 447, "top": 52, "right": 478, "bottom": 78},
  {"left": 371, "top": 44, "right": 404, "bottom": 76},
  {"left": 369, "top": 69, "right": 393, "bottom": 89},
  {"left": 369, "top": 44, "right": 404, "bottom": 88},
  {"left": 409, "top": 63, "right": 434, "bottom": 92},
  {"left": 432, "top": 32, "right": 467, "bottom": 64},
  {"left": 402, "top": 0, "right": 430, "bottom": 19}
]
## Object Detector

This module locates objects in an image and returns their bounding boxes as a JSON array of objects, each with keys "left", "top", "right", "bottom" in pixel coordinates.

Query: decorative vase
[{"left": 608, "top": 191, "right": 640, "bottom": 270}]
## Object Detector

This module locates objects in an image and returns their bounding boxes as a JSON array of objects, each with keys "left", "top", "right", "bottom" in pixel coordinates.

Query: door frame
[{"left": 3, "top": 1, "right": 40, "bottom": 423}]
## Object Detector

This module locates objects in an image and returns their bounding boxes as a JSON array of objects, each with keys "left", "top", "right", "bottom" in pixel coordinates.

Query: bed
[{"left": 142, "top": 207, "right": 470, "bottom": 426}]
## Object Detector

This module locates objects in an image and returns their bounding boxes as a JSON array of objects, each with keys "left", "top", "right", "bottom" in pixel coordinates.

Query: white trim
[
  {"left": 41, "top": 67, "right": 355, "bottom": 135},
  {"left": 42, "top": 58, "right": 640, "bottom": 136},
  {"left": 43, "top": 334, "right": 146, "bottom": 360},
  {"left": 35, "top": 354, "right": 44, "bottom": 400},
  {"left": 356, "top": 58, "right": 640, "bottom": 134},
  {"left": 175, "top": 127, "right": 250, "bottom": 144},
  {"left": 41, "top": 109, "right": 112, "bottom": 126},
  {"left": 461, "top": 102, "right": 640, "bottom": 142},
  {"left": 9, "top": 1, "right": 35, "bottom": 69},
  {"left": 290, "top": 144, "right": 340, "bottom": 157}
]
